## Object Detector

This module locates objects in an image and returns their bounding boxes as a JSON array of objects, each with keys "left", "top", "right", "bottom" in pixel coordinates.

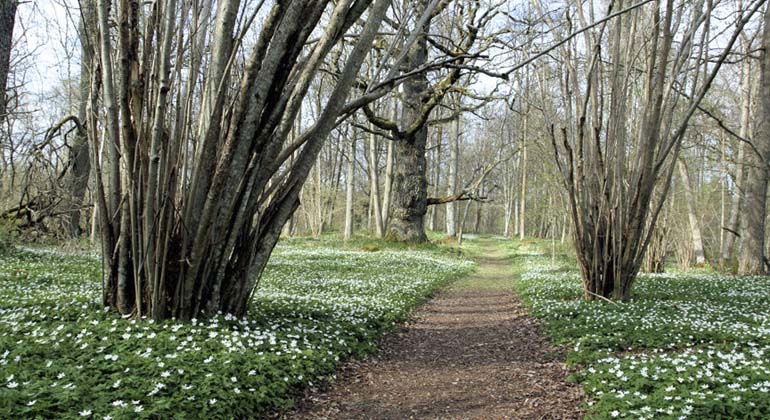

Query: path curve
[{"left": 285, "top": 240, "right": 584, "bottom": 419}]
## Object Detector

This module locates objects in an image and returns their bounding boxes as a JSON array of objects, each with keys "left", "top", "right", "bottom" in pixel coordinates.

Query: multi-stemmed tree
[
  {"left": 90, "top": 0, "right": 395, "bottom": 320},
  {"left": 545, "top": 0, "right": 764, "bottom": 299}
]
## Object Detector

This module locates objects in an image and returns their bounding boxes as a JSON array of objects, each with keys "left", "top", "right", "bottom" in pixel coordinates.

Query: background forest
[
  {"left": 2, "top": 0, "right": 767, "bottom": 276},
  {"left": 2, "top": 0, "right": 770, "bottom": 418}
]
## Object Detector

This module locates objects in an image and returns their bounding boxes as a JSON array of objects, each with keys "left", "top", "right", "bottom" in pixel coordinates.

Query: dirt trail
[{"left": 285, "top": 239, "right": 584, "bottom": 419}]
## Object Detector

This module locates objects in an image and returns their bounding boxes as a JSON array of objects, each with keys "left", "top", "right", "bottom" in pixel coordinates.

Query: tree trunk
[
  {"left": 92, "top": 0, "right": 391, "bottom": 320},
  {"left": 721, "top": 56, "right": 752, "bottom": 263},
  {"left": 381, "top": 102, "right": 396, "bottom": 229},
  {"left": 472, "top": 185, "right": 483, "bottom": 233},
  {"left": 677, "top": 159, "right": 706, "bottom": 265},
  {"left": 503, "top": 199, "right": 512, "bottom": 237},
  {"left": 456, "top": 196, "right": 473, "bottom": 246},
  {"left": 513, "top": 199, "right": 519, "bottom": 236},
  {"left": 62, "top": 0, "right": 95, "bottom": 237},
  {"left": 642, "top": 215, "right": 668, "bottom": 273},
  {"left": 387, "top": 0, "right": 430, "bottom": 243},
  {"left": 427, "top": 125, "right": 441, "bottom": 231},
  {"left": 368, "top": 129, "right": 384, "bottom": 238},
  {"left": 560, "top": 214, "right": 567, "bottom": 244},
  {"left": 503, "top": 161, "right": 515, "bottom": 238},
  {"left": 519, "top": 140, "right": 527, "bottom": 240},
  {"left": 344, "top": 129, "right": 356, "bottom": 240},
  {"left": 445, "top": 115, "right": 460, "bottom": 237},
  {"left": 739, "top": 9, "right": 770, "bottom": 275},
  {"left": 388, "top": 132, "right": 428, "bottom": 242},
  {"left": 324, "top": 142, "right": 343, "bottom": 230},
  {"left": 364, "top": 0, "right": 487, "bottom": 243},
  {"left": 0, "top": 0, "right": 16, "bottom": 126}
]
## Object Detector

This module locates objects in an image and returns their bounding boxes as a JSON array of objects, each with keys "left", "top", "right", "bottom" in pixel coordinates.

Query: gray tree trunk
[
  {"left": 472, "top": 184, "right": 483, "bottom": 233},
  {"left": 388, "top": 132, "right": 429, "bottom": 242},
  {"left": 61, "top": 0, "right": 95, "bottom": 237},
  {"left": 91, "top": 0, "right": 391, "bottom": 320},
  {"left": 445, "top": 115, "right": 460, "bottom": 237},
  {"left": 739, "top": 9, "right": 770, "bottom": 275},
  {"left": 0, "top": 0, "right": 16, "bottom": 126},
  {"left": 678, "top": 159, "right": 706, "bottom": 265},
  {"left": 721, "top": 56, "right": 752, "bottom": 263},
  {"left": 503, "top": 198, "right": 513, "bottom": 237},
  {"left": 519, "top": 141, "right": 527, "bottom": 240},
  {"left": 456, "top": 196, "right": 473, "bottom": 246},
  {"left": 381, "top": 102, "right": 397, "bottom": 229},
  {"left": 344, "top": 130, "right": 356, "bottom": 240},
  {"left": 427, "top": 126, "right": 440, "bottom": 231},
  {"left": 513, "top": 200, "right": 519, "bottom": 236},
  {"left": 368, "top": 129, "right": 384, "bottom": 237},
  {"left": 387, "top": 0, "right": 431, "bottom": 242}
]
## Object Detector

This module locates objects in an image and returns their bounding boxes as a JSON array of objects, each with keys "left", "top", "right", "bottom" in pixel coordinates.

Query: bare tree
[
  {"left": 363, "top": 0, "right": 499, "bottom": 242},
  {"left": 547, "top": 0, "right": 761, "bottom": 300},
  {"left": 91, "top": 0, "right": 392, "bottom": 320}
]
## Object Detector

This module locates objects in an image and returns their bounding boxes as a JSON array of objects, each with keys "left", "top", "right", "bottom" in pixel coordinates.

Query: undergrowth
[
  {"left": 0, "top": 239, "right": 473, "bottom": 419},
  {"left": 513, "top": 241, "right": 770, "bottom": 420}
]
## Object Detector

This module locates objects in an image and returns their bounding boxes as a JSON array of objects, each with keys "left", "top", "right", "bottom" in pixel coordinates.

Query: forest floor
[{"left": 285, "top": 238, "right": 584, "bottom": 419}]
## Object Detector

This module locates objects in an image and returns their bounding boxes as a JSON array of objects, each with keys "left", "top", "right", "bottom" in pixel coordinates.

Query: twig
[{"left": 584, "top": 290, "right": 620, "bottom": 306}]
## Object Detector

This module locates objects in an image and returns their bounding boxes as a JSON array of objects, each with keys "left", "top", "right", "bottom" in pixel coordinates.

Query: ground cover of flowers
[
  {"left": 0, "top": 242, "right": 473, "bottom": 419},
  {"left": 514, "top": 244, "right": 770, "bottom": 419}
]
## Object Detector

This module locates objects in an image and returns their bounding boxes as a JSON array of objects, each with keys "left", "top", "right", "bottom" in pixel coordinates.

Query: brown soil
[{"left": 283, "top": 240, "right": 584, "bottom": 420}]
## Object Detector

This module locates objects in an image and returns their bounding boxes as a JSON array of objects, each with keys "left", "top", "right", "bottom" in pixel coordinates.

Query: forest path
[{"left": 285, "top": 238, "right": 584, "bottom": 419}]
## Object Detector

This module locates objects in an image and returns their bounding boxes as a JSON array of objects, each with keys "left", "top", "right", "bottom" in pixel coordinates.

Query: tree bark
[
  {"left": 0, "top": 0, "right": 16, "bottom": 126},
  {"left": 92, "top": 0, "right": 391, "bottom": 320},
  {"left": 426, "top": 128, "right": 439, "bottom": 231},
  {"left": 313, "top": 153, "right": 324, "bottom": 237},
  {"left": 344, "top": 129, "right": 356, "bottom": 240},
  {"left": 519, "top": 140, "right": 527, "bottom": 240},
  {"left": 368, "top": 128, "right": 384, "bottom": 237},
  {"left": 739, "top": 8, "right": 770, "bottom": 275},
  {"left": 61, "top": 1, "right": 95, "bottom": 237},
  {"left": 472, "top": 184, "right": 483, "bottom": 233},
  {"left": 721, "top": 55, "right": 752, "bottom": 263},
  {"left": 388, "top": 132, "right": 429, "bottom": 242},
  {"left": 503, "top": 197, "right": 513, "bottom": 237},
  {"left": 446, "top": 114, "right": 460, "bottom": 237},
  {"left": 456, "top": 197, "right": 472, "bottom": 246},
  {"left": 677, "top": 159, "right": 706, "bottom": 265},
  {"left": 386, "top": 0, "right": 431, "bottom": 242},
  {"left": 381, "top": 103, "right": 397, "bottom": 229}
]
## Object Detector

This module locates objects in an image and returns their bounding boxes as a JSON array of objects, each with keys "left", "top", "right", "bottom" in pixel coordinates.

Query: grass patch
[
  {"left": 513, "top": 242, "right": 770, "bottom": 419},
  {"left": 0, "top": 240, "right": 473, "bottom": 419},
  {"left": 282, "top": 232, "right": 465, "bottom": 257},
  {"left": 450, "top": 236, "right": 519, "bottom": 291}
]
